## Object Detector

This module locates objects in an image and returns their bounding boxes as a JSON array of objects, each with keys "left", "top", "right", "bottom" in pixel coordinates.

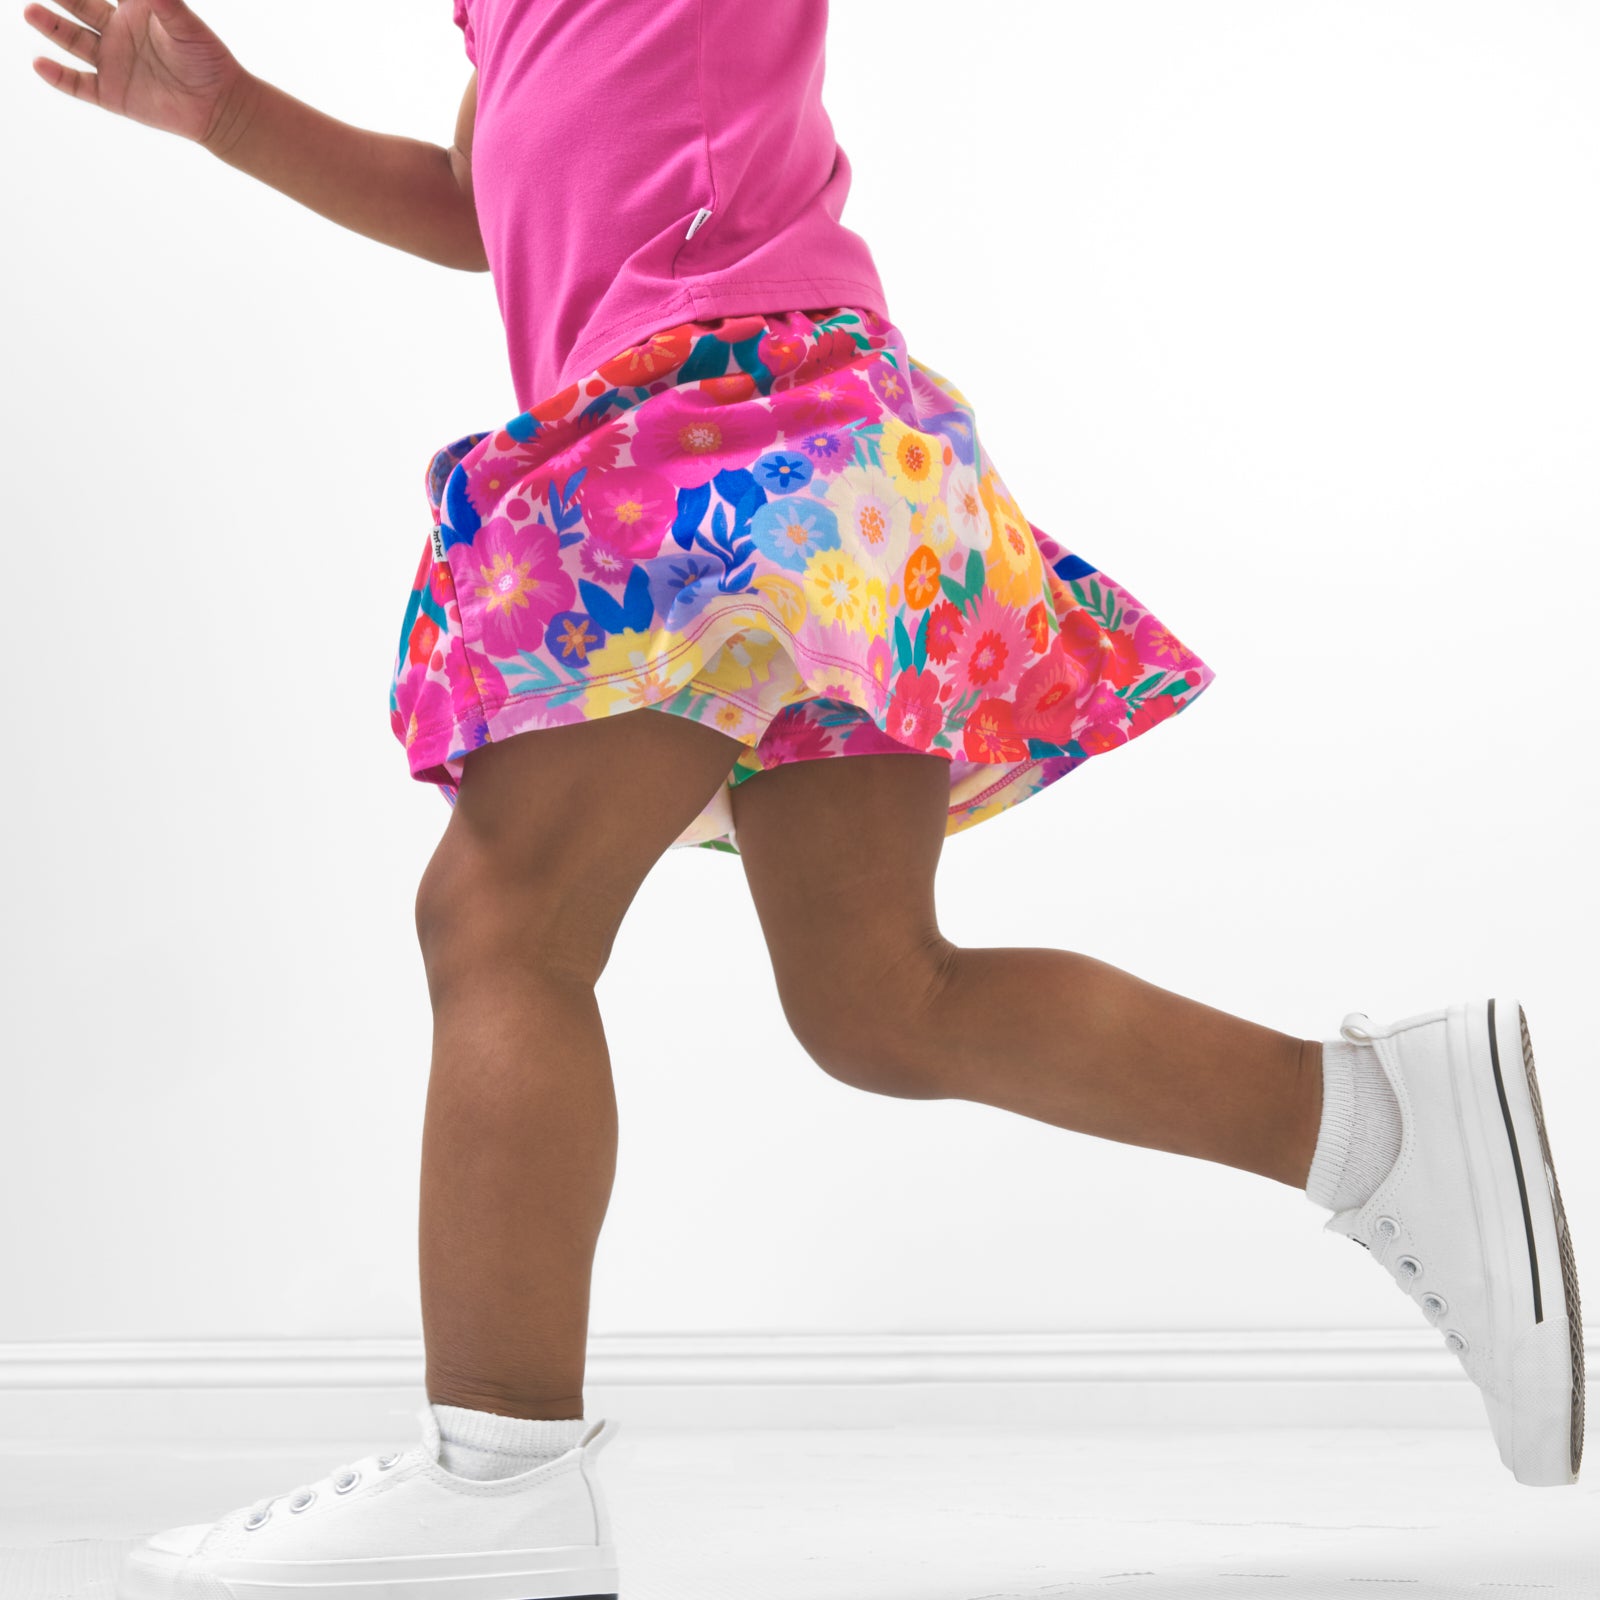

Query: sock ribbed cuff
[
  {"left": 432, "top": 1403, "right": 589, "bottom": 1456},
  {"left": 1305, "top": 1036, "right": 1403, "bottom": 1213}
]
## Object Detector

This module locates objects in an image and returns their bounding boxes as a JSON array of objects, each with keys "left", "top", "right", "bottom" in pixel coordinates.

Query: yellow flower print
[
  {"left": 750, "top": 571, "right": 807, "bottom": 632},
  {"left": 824, "top": 462, "right": 911, "bottom": 573},
  {"left": 979, "top": 469, "right": 1044, "bottom": 608},
  {"left": 803, "top": 549, "right": 872, "bottom": 633},
  {"left": 580, "top": 628, "right": 706, "bottom": 720},
  {"left": 861, "top": 577, "right": 890, "bottom": 640},
  {"left": 880, "top": 415, "right": 943, "bottom": 507},
  {"left": 695, "top": 622, "right": 785, "bottom": 693}
]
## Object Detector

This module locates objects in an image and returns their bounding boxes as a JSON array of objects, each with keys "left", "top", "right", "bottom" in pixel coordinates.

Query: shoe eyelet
[
  {"left": 289, "top": 1489, "right": 316, "bottom": 1513},
  {"left": 1421, "top": 1292, "right": 1447, "bottom": 1316},
  {"left": 1445, "top": 1329, "right": 1469, "bottom": 1354},
  {"left": 1375, "top": 1216, "right": 1400, "bottom": 1239},
  {"left": 378, "top": 1452, "right": 401, "bottom": 1471},
  {"left": 1396, "top": 1255, "right": 1421, "bottom": 1280},
  {"left": 244, "top": 1509, "right": 272, "bottom": 1531},
  {"left": 334, "top": 1469, "right": 361, "bottom": 1494}
]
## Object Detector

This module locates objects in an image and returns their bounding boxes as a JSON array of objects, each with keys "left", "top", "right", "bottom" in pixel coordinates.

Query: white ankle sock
[
  {"left": 1304, "top": 1037, "right": 1403, "bottom": 1212},
  {"left": 431, "top": 1403, "right": 590, "bottom": 1481}
]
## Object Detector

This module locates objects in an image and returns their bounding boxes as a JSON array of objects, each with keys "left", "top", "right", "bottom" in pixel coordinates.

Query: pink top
[{"left": 451, "top": 0, "right": 892, "bottom": 412}]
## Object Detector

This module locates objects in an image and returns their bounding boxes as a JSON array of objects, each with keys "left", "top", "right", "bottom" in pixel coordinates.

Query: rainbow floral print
[{"left": 390, "top": 305, "right": 1215, "bottom": 853}]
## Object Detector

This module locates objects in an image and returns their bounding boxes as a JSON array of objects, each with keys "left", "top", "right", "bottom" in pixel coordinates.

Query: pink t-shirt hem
[{"left": 549, "top": 274, "right": 894, "bottom": 403}]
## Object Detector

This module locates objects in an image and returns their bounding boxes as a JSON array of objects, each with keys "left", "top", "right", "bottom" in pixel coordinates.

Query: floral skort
[{"left": 390, "top": 305, "right": 1215, "bottom": 854}]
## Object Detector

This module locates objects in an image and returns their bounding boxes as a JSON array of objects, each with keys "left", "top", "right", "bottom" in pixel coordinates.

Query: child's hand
[{"left": 26, "top": 0, "right": 247, "bottom": 147}]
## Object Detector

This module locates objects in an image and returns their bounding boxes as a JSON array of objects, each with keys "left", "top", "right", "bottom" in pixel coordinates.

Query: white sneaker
[
  {"left": 116, "top": 1403, "right": 622, "bottom": 1600},
  {"left": 1325, "top": 997, "right": 1585, "bottom": 1487}
]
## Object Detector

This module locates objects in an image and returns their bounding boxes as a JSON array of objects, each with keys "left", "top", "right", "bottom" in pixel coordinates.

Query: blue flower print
[
  {"left": 748, "top": 496, "right": 840, "bottom": 573},
  {"left": 751, "top": 449, "right": 814, "bottom": 495}
]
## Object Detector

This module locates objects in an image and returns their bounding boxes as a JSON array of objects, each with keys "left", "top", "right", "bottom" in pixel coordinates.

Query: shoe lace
[
  {"left": 241, "top": 1447, "right": 405, "bottom": 1530},
  {"left": 1333, "top": 1016, "right": 1472, "bottom": 1364}
]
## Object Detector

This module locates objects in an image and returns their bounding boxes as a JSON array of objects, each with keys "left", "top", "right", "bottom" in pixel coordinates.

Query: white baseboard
[{"left": 2, "top": 1329, "right": 1588, "bottom": 1446}]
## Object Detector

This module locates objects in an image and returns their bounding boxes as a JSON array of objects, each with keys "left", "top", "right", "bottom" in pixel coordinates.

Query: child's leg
[
  {"left": 413, "top": 709, "right": 746, "bottom": 1420},
  {"left": 730, "top": 750, "right": 1322, "bottom": 1189}
]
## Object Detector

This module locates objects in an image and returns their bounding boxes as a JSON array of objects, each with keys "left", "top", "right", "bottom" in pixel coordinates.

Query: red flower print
[
  {"left": 881, "top": 667, "right": 944, "bottom": 751},
  {"left": 597, "top": 327, "right": 693, "bottom": 387},
  {"left": 408, "top": 613, "right": 441, "bottom": 669},
  {"left": 788, "top": 327, "right": 865, "bottom": 388},
  {"left": 1024, "top": 600, "right": 1050, "bottom": 654},
  {"left": 1012, "top": 648, "right": 1094, "bottom": 743},
  {"left": 1103, "top": 629, "right": 1142, "bottom": 688},
  {"left": 962, "top": 698, "right": 1030, "bottom": 763},
  {"left": 536, "top": 415, "right": 624, "bottom": 481},
  {"left": 1056, "top": 608, "right": 1109, "bottom": 682},
  {"left": 530, "top": 385, "right": 578, "bottom": 423},
  {"left": 467, "top": 516, "right": 576, "bottom": 657},
  {"left": 923, "top": 598, "right": 965, "bottom": 664},
  {"left": 701, "top": 373, "right": 759, "bottom": 404},
  {"left": 758, "top": 328, "right": 810, "bottom": 378},
  {"left": 1128, "top": 689, "right": 1180, "bottom": 736}
]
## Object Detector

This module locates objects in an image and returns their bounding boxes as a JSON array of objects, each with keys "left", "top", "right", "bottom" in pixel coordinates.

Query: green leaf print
[
  {"left": 912, "top": 607, "right": 930, "bottom": 673},
  {"left": 894, "top": 615, "right": 914, "bottom": 672},
  {"left": 1132, "top": 672, "right": 1165, "bottom": 697},
  {"left": 963, "top": 547, "right": 986, "bottom": 598},
  {"left": 1159, "top": 678, "right": 1190, "bottom": 697},
  {"left": 1068, "top": 577, "right": 1119, "bottom": 630},
  {"left": 938, "top": 574, "right": 970, "bottom": 609}
]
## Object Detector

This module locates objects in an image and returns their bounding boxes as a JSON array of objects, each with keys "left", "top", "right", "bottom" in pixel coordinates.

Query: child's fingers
[
  {"left": 30, "top": 54, "right": 101, "bottom": 108},
  {"left": 47, "top": 0, "right": 114, "bottom": 32},
  {"left": 22, "top": 4, "right": 103, "bottom": 66}
]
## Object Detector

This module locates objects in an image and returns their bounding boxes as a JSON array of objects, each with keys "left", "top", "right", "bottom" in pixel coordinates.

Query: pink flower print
[
  {"left": 1011, "top": 646, "right": 1095, "bottom": 743},
  {"left": 755, "top": 707, "right": 837, "bottom": 768},
  {"left": 1078, "top": 681, "right": 1127, "bottom": 724},
  {"left": 1133, "top": 609, "right": 1198, "bottom": 673},
  {"left": 881, "top": 667, "right": 944, "bottom": 751},
  {"left": 863, "top": 633, "right": 895, "bottom": 698},
  {"left": 867, "top": 357, "right": 918, "bottom": 424},
  {"left": 577, "top": 533, "right": 633, "bottom": 587},
  {"left": 1078, "top": 718, "right": 1131, "bottom": 755},
  {"left": 770, "top": 369, "right": 875, "bottom": 433},
  {"left": 462, "top": 454, "right": 525, "bottom": 519},
  {"left": 529, "top": 414, "right": 625, "bottom": 482},
  {"left": 951, "top": 590, "right": 1029, "bottom": 697},
  {"left": 628, "top": 390, "right": 780, "bottom": 485},
  {"left": 393, "top": 663, "right": 454, "bottom": 769},
  {"left": 435, "top": 630, "right": 503, "bottom": 726},
  {"left": 466, "top": 516, "right": 577, "bottom": 657},
  {"left": 577, "top": 466, "right": 675, "bottom": 562}
]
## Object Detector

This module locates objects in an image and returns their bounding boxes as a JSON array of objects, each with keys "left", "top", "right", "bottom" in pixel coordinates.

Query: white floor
[{"left": 2, "top": 1424, "right": 1596, "bottom": 1599}]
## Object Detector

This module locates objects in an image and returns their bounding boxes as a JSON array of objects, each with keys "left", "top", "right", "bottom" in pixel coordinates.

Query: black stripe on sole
[{"left": 1486, "top": 996, "right": 1543, "bottom": 1324}]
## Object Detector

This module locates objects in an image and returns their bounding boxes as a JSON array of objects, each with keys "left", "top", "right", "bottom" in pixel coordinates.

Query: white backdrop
[{"left": 4, "top": 0, "right": 1597, "bottom": 1355}]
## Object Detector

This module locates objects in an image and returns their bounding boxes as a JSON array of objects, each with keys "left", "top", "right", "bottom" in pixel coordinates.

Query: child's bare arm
[
  {"left": 26, "top": 0, "right": 487, "bottom": 273},
  {"left": 206, "top": 70, "right": 488, "bottom": 273}
]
